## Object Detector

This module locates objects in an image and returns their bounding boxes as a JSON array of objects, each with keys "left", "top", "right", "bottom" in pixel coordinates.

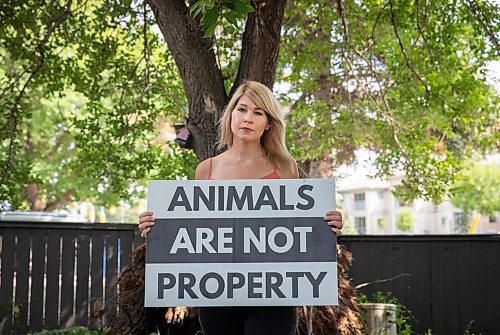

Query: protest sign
[{"left": 145, "top": 179, "right": 337, "bottom": 307}]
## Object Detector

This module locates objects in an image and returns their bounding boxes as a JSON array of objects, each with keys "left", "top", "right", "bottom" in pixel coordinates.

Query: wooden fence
[
  {"left": 1, "top": 222, "right": 499, "bottom": 334},
  {"left": 0, "top": 221, "right": 143, "bottom": 334},
  {"left": 341, "top": 235, "right": 500, "bottom": 335}
]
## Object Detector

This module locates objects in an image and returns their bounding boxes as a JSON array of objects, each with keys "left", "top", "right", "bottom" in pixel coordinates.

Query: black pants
[{"left": 198, "top": 306, "right": 296, "bottom": 335}]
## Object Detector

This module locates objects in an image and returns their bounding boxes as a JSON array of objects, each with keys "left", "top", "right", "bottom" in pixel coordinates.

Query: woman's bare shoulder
[
  {"left": 195, "top": 154, "right": 226, "bottom": 180},
  {"left": 277, "top": 158, "right": 299, "bottom": 179},
  {"left": 195, "top": 158, "right": 211, "bottom": 180}
]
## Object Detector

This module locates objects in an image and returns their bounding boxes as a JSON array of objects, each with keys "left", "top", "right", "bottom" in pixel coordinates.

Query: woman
[{"left": 138, "top": 81, "right": 343, "bottom": 335}]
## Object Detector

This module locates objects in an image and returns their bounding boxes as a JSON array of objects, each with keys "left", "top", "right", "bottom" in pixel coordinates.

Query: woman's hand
[
  {"left": 324, "top": 210, "right": 343, "bottom": 236},
  {"left": 138, "top": 211, "right": 155, "bottom": 238}
]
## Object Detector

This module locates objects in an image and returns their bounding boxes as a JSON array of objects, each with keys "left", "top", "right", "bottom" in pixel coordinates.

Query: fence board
[
  {"left": 14, "top": 229, "right": 31, "bottom": 334},
  {"left": 431, "top": 241, "right": 447, "bottom": 333},
  {"left": 391, "top": 242, "right": 406, "bottom": 305},
  {"left": 368, "top": 240, "right": 393, "bottom": 295},
  {"left": 469, "top": 240, "right": 488, "bottom": 334},
  {"left": 485, "top": 240, "right": 500, "bottom": 335},
  {"left": 119, "top": 230, "right": 133, "bottom": 272},
  {"left": 0, "top": 229, "right": 15, "bottom": 332},
  {"left": 89, "top": 231, "right": 104, "bottom": 329},
  {"left": 60, "top": 230, "right": 76, "bottom": 327},
  {"left": 45, "top": 229, "right": 61, "bottom": 328},
  {"left": 443, "top": 242, "right": 459, "bottom": 334},
  {"left": 404, "top": 240, "right": 431, "bottom": 333},
  {"left": 29, "top": 230, "right": 46, "bottom": 331},
  {"left": 118, "top": 230, "right": 133, "bottom": 321},
  {"left": 104, "top": 233, "right": 118, "bottom": 324},
  {"left": 75, "top": 233, "right": 91, "bottom": 326}
]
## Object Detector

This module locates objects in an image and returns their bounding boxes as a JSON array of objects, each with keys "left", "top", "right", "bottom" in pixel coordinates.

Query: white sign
[{"left": 145, "top": 179, "right": 337, "bottom": 307}]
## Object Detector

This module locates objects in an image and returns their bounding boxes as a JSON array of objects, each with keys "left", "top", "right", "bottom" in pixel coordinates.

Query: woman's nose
[{"left": 244, "top": 112, "right": 254, "bottom": 123}]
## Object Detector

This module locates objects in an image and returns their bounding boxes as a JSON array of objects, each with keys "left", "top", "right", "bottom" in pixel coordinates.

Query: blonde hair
[{"left": 218, "top": 81, "right": 294, "bottom": 174}]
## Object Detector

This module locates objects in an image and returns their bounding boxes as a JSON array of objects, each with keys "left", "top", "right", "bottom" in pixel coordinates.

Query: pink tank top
[{"left": 208, "top": 158, "right": 280, "bottom": 180}]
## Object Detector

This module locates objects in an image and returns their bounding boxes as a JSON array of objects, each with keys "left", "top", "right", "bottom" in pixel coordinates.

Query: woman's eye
[
  {"left": 238, "top": 108, "right": 246, "bottom": 113},
  {"left": 255, "top": 111, "right": 264, "bottom": 116}
]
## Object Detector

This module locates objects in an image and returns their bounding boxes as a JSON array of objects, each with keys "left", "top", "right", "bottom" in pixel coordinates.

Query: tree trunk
[
  {"left": 146, "top": 0, "right": 287, "bottom": 160},
  {"left": 112, "top": 2, "right": 363, "bottom": 334},
  {"left": 146, "top": 0, "right": 227, "bottom": 161},
  {"left": 230, "top": 0, "right": 287, "bottom": 94},
  {"left": 44, "top": 189, "right": 75, "bottom": 212},
  {"left": 26, "top": 184, "right": 44, "bottom": 211},
  {"left": 26, "top": 183, "right": 74, "bottom": 212}
]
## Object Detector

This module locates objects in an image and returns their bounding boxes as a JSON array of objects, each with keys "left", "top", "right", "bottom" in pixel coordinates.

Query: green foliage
[
  {"left": 341, "top": 214, "right": 359, "bottom": 235},
  {"left": 450, "top": 162, "right": 500, "bottom": 217},
  {"left": 0, "top": 0, "right": 195, "bottom": 209},
  {"left": 190, "top": 0, "right": 254, "bottom": 38},
  {"left": 280, "top": 0, "right": 499, "bottom": 203},
  {"left": 377, "top": 218, "right": 386, "bottom": 229},
  {"left": 1, "top": 0, "right": 499, "bottom": 210},
  {"left": 29, "top": 327, "right": 108, "bottom": 335},
  {"left": 396, "top": 209, "right": 413, "bottom": 232},
  {"left": 189, "top": 0, "right": 249, "bottom": 92}
]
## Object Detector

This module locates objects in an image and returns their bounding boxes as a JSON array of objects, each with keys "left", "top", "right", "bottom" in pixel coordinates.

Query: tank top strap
[{"left": 261, "top": 170, "right": 281, "bottom": 179}]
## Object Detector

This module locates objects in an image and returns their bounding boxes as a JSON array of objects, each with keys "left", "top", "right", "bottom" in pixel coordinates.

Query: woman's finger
[
  {"left": 139, "top": 211, "right": 153, "bottom": 218},
  {"left": 324, "top": 213, "right": 342, "bottom": 221},
  {"left": 141, "top": 227, "right": 150, "bottom": 238},
  {"left": 331, "top": 228, "right": 342, "bottom": 237},
  {"left": 327, "top": 220, "right": 343, "bottom": 229},
  {"left": 139, "top": 215, "right": 155, "bottom": 224},
  {"left": 324, "top": 210, "right": 341, "bottom": 217}
]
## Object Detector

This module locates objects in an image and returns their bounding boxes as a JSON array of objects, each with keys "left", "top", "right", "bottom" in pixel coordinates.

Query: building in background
[{"left": 338, "top": 176, "right": 499, "bottom": 235}]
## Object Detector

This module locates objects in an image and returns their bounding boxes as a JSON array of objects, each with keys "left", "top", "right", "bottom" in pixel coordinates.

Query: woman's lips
[{"left": 240, "top": 127, "right": 253, "bottom": 131}]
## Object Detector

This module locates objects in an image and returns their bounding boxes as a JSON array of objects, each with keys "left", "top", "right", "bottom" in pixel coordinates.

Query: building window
[
  {"left": 395, "top": 199, "right": 410, "bottom": 208},
  {"left": 453, "top": 212, "right": 464, "bottom": 232},
  {"left": 441, "top": 217, "right": 446, "bottom": 226},
  {"left": 377, "top": 191, "right": 384, "bottom": 199},
  {"left": 490, "top": 216, "right": 497, "bottom": 224},
  {"left": 355, "top": 217, "right": 366, "bottom": 234},
  {"left": 354, "top": 193, "right": 365, "bottom": 210}
]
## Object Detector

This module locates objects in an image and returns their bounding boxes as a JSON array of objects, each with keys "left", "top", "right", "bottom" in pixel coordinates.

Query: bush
[{"left": 358, "top": 291, "right": 432, "bottom": 335}]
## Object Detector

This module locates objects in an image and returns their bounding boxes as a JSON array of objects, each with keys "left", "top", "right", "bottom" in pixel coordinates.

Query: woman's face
[{"left": 230, "top": 94, "right": 270, "bottom": 143}]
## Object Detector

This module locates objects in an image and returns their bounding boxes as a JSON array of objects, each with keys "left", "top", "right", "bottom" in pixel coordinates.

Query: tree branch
[
  {"left": 44, "top": 189, "right": 75, "bottom": 212},
  {"left": 336, "top": 0, "right": 349, "bottom": 69},
  {"left": 0, "top": 68, "right": 31, "bottom": 100},
  {"left": 355, "top": 273, "right": 411, "bottom": 289},
  {"left": 466, "top": 0, "right": 499, "bottom": 50},
  {"left": 345, "top": 48, "right": 416, "bottom": 173},
  {"left": 142, "top": 2, "right": 150, "bottom": 99},
  {"left": 414, "top": 0, "right": 435, "bottom": 58},
  {"left": 388, "top": 0, "right": 460, "bottom": 114},
  {"left": 388, "top": 0, "right": 429, "bottom": 94},
  {"left": 40, "top": 131, "right": 71, "bottom": 161}
]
